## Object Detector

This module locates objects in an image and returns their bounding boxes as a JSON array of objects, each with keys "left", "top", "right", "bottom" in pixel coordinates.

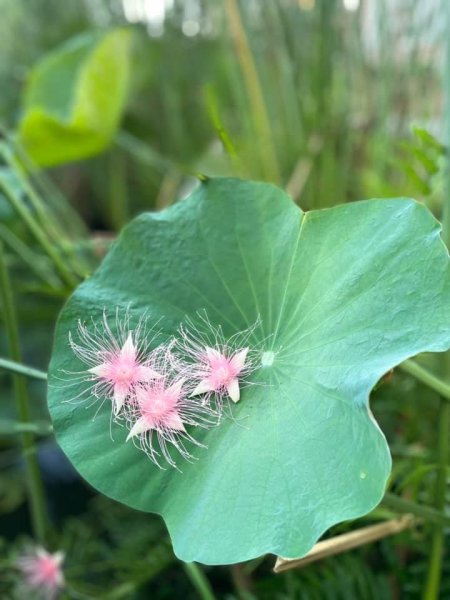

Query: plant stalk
[
  {"left": 0, "top": 357, "right": 48, "bottom": 380},
  {"left": 0, "top": 161, "right": 77, "bottom": 288},
  {"left": 0, "top": 420, "right": 53, "bottom": 435},
  {"left": 382, "top": 493, "right": 450, "bottom": 528},
  {"left": 423, "top": 397, "right": 450, "bottom": 600},
  {"left": 399, "top": 360, "right": 450, "bottom": 402},
  {"left": 0, "top": 142, "right": 90, "bottom": 279},
  {"left": 423, "top": 3, "right": 450, "bottom": 595},
  {"left": 0, "top": 223, "right": 61, "bottom": 288},
  {"left": 224, "top": 0, "right": 281, "bottom": 183},
  {"left": 182, "top": 562, "right": 217, "bottom": 600},
  {"left": 274, "top": 516, "right": 415, "bottom": 573},
  {"left": 0, "top": 243, "right": 49, "bottom": 543}
]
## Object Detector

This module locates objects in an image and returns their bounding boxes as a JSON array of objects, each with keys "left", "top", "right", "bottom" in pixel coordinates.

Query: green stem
[
  {"left": 204, "top": 84, "right": 239, "bottom": 164},
  {"left": 0, "top": 420, "right": 53, "bottom": 435},
  {"left": 182, "top": 562, "right": 217, "bottom": 600},
  {"left": 96, "top": 540, "right": 175, "bottom": 599},
  {"left": 0, "top": 165, "right": 77, "bottom": 288},
  {"left": 423, "top": 4, "right": 450, "bottom": 594},
  {"left": 0, "top": 357, "right": 47, "bottom": 380},
  {"left": 382, "top": 493, "right": 450, "bottom": 528},
  {"left": 0, "top": 142, "right": 89, "bottom": 278},
  {"left": 224, "top": 0, "right": 281, "bottom": 183},
  {"left": 399, "top": 360, "right": 450, "bottom": 402},
  {"left": 0, "top": 223, "right": 60, "bottom": 288},
  {"left": 116, "top": 131, "right": 176, "bottom": 173},
  {"left": 0, "top": 243, "right": 49, "bottom": 543},
  {"left": 0, "top": 144, "right": 61, "bottom": 242},
  {"left": 423, "top": 395, "right": 450, "bottom": 599}
]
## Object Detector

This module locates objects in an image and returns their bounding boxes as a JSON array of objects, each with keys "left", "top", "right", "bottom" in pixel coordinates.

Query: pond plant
[
  {"left": 1, "top": 3, "right": 450, "bottom": 597},
  {"left": 47, "top": 177, "right": 450, "bottom": 565}
]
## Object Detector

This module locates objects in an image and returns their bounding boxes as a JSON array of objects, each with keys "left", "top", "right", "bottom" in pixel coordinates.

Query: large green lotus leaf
[
  {"left": 48, "top": 178, "right": 450, "bottom": 564},
  {"left": 18, "top": 29, "right": 131, "bottom": 167}
]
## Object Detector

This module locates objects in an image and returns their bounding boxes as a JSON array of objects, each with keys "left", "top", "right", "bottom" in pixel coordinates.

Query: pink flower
[
  {"left": 16, "top": 547, "right": 64, "bottom": 600},
  {"left": 88, "top": 332, "right": 160, "bottom": 414},
  {"left": 127, "top": 378, "right": 187, "bottom": 438},
  {"left": 176, "top": 313, "right": 259, "bottom": 409},
  {"left": 125, "top": 375, "right": 215, "bottom": 469},
  {"left": 68, "top": 310, "right": 161, "bottom": 415},
  {"left": 191, "top": 347, "right": 249, "bottom": 403}
]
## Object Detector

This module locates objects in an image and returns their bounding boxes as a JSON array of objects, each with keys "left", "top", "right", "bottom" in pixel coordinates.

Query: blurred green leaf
[
  {"left": 18, "top": 28, "right": 132, "bottom": 167},
  {"left": 48, "top": 178, "right": 450, "bottom": 565},
  {"left": 412, "top": 126, "right": 446, "bottom": 155},
  {"left": 411, "top": 146, "right": 439, "bottom": 176}
]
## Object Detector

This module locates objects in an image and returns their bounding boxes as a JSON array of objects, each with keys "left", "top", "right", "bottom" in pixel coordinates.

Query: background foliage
[{"left": 0, "top": 0, "right": 449, "bottom": 598}]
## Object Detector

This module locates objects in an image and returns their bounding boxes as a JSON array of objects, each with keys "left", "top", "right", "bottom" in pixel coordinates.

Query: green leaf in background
[
  {"left": 47, "top": 178, "right": 450, "bottom": 564},
  {"left": 18, "top": 29, "right": 131, "bottom": 167}
]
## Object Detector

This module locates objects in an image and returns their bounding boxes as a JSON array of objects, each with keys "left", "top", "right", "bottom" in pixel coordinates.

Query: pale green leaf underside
[
  {"left": 48, "top": 178, "right": 450, "bottom": 564},
  {"left": 18, "top": 29, "right": 131, "bottom": 167}
]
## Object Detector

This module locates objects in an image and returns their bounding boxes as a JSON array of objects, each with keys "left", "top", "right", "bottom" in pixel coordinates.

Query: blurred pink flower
[{"left": 16, "top": 547, "right": 64, "bottom": 600}]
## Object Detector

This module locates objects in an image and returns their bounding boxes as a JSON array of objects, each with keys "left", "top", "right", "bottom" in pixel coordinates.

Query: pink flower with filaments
[
  {"left": 125, "top": 375, "right": 215, "bottom": 469},
  {"left": 16, "top": 547, "right": 64, "bottom": 600},
  {"left": 127, "top": 378, "right": 187, "bottom": 438},
  {"left": 68, "top": 310, "right": 162, "bottom": 415},
  {"left": 192, "top": 347, "right": 249, "bottom": 403},
  {"left": 176, "top": 313, "right": 259, "bottom": 409},
  {"left": 88, "top": 332, "right": 160, "bottom": 414}
]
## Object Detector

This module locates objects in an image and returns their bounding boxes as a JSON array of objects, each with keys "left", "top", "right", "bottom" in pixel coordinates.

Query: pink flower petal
[
  {"left": 229, "top": 347, "right": 249, "bottom": 374},
  {"left": 192, "top": 379, "right": 215, "bottom": 396},
  {"left": 205, "top": 346, "right": 222, "bottom": 362},
  {"left": 166, "top": 378, "right": 185, "bottom": 398},
  {"left": 113, "top": 382, "right": 129, "bottom": 414},
  {"left": 136, "top": 365, "right": 161, "bottom": 381},
  {"left": 163, "top": 411, "right": 186, "bottom": 431},
  {"left": 120, "top": 332, "right": 136, "bottom": 361},
  {"left": 88, "top": 363, "right": 110, "bottom": 378},
  {"left": 126, "top": 416, "right": 153, "bottom": 440},
  {"left": 226, "top": 378, "right": 240, "bottom": 402}
]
